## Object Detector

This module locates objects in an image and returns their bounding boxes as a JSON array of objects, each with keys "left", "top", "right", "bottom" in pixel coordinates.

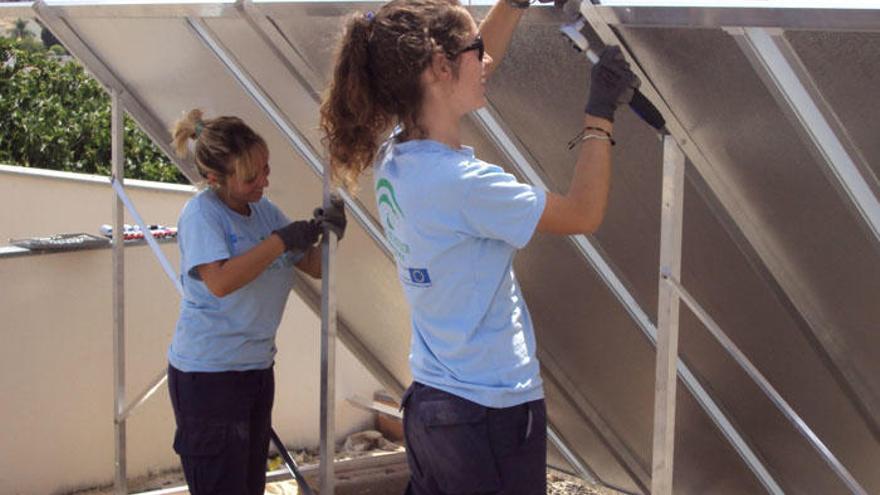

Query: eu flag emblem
[{"left": 408, "top": 268, "right": 432, "bottom": 286}]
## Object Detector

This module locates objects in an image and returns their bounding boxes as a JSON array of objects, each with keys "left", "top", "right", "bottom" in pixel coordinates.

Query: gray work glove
[
  {"left": 585, "top": 45, "right": 640, "bottom": 122},
  {"left": 314, "top": 197, "right": 347, "bottom": 241},
  {"left": 274, "top": 220, "right": 321, "bottom": 252}
]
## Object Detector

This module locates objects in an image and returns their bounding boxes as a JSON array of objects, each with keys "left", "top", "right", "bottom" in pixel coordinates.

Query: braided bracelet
[{"left": 567, "top": 125, "right": 615, "bottom": 150}]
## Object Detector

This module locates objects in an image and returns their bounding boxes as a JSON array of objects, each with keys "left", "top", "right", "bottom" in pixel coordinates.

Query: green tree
[{"left": 0, "top": 36, "right": 184, "bottom": 183}]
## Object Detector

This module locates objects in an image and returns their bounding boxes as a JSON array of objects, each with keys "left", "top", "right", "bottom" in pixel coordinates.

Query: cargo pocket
[
  {"left": 418, "top": 397, "right": 501, "bottom": 493},
  {"left": 173, "top": 422, "right": 229, "bottom": 494},
  {"left": 173, "top": 423, "right": 227, "bottom": 457}
]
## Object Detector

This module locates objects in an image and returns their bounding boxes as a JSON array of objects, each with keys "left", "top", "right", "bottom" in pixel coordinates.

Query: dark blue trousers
[
  {"left": 402, "top": 382, "right": 547, "bottom": 495},
  {"left": 167, "top": 364, "right": 274, "bottom": 495}
]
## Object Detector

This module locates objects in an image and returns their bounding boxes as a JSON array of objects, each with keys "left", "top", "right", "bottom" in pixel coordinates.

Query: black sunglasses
[{"left": 456, "top": 35, "right": 484, "bottom": 62}]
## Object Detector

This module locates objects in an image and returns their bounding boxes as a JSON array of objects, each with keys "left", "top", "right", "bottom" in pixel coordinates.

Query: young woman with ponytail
[
  {"left": 166, "top": 110, "right": 346, "bottom": 495},
  {"left": 321, "top": 0, "right": 638, "bottom": 493}
]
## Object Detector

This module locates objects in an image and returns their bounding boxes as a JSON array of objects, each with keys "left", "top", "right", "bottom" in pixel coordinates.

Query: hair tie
[
  {"left": 364, "top": 11, "right": 375, "bottom": 22},
  {"left": 194, "top": 120, "right": 205, "bottom": 138}
]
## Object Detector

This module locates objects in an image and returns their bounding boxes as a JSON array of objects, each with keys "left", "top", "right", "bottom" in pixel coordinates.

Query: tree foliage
[{"left": 0, "top": 35, "right": 185, "bottom": 183}]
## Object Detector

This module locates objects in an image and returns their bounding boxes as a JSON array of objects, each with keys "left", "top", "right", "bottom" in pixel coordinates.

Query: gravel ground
[
  {"left": 70, "top": 466, "right": 622, "bottom": 495},
  {"left": 546, "top": 470, "right": 624, "bottom": 495},
  {"left": 66, "top": 431, "right": 623, "bottom": 495}
]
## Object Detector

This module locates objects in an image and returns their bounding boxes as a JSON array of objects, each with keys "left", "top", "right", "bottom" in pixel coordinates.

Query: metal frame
[
  {"left": 111, "top": 89, "right": 127, "bottom": 495},
  {"left": 726, "top": 28, "right": 880, "bottom": 435},
  {"left": 730, "top": 27, "right": 880, "bottom": 250},
  {"left": 651, "top": 136, "right": 686, "bottom": 495},
  {"left": 32, "top": 0, "right": 201, "bottom": 184},
  {"left": 292, "top": 282, "right": 406, "bottom": 400},
  {"left": 588, "top": 0, "right": 880, "bottom": 444},
  {"left": 109, "top": 180, "right": 184, "bottom": 295},
  {"left": 238, "top": 0, "right": 325, "bottom": 102},
  {"left": 539, "top": 349, "right": 650, "bottom": 494},
  {"left": 661, "top": 275, "right": 869, "bottom": 495},
  {"left": 8, "top": 2, "right": 874, "bottom": 493},
  {"left": 578, "top": 0, "right": 880, "bottom": 490},
  {"left": 41, "top": 0, "right": 239, "bottom": 19},
  {"left": 319, "top": 180, "right": 339, "bottom": 494},
  {"left": 470, "top": 105, "right": 784, "bottom": 494},
  {"left": 592, "top": 4, "right": 880, "bottom": 31},
  {"left": 547, "top": 424, "right": 600, "bottom": 486},
  {"left": 580, "top": 7, "right": 872, "bottom": 490}
]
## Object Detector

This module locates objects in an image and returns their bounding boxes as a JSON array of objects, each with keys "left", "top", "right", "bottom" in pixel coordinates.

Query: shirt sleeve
[
  {"left": 459, "top": 162, "right": 547, "bottom": 249},
  {"left": 178, "top": 203, "right": 233, "bottom": 280}
]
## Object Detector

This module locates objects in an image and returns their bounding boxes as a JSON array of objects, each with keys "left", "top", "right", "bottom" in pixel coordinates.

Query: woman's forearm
[
  {"left": 537, "top": 114, "right": 614, "bottom": 235},
  {"left": 295, "top": 244, "right": 322, "bottom": 279},
  {"left": 197, "top": 234, "right": 286, "bottom": 297},
  {"left": 479, "top": 0, "right": 525, "bottom": 78}
]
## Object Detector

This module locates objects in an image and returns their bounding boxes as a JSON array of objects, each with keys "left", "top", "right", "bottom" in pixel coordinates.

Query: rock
[{"left": 343, "top": 430, "right": 386, "bottom": 453}]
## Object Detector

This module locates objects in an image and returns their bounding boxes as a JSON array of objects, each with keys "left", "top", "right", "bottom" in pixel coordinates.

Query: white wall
[{"left": 0, "top": 165, "right": 382, "bottom": 494}]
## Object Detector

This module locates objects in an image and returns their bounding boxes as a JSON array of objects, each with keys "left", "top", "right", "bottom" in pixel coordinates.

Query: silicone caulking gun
[{"left": 559, "top": 1, "right": 667, "bottom": 133}]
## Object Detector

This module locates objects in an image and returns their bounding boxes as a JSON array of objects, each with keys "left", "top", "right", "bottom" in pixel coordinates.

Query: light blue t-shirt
[
  {"left": 375, "top": 138, "right": 547, "bottom": 408},
  {"left": 168, "top": 189, "right": 302, "bottom": 372}
]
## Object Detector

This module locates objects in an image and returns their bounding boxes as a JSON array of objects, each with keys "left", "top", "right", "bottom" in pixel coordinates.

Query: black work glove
[
  {"left": 314, "top": 196, "right": 347, "bottom": 241},
  {"left": 506, "top": 0, "right": 564, "bottom": 9},
  {"left": 585, "top": 45, "right": 641, "bottom": 122},
  {"left": 274, "top": 220, "right": 320, "bottom": 252}
]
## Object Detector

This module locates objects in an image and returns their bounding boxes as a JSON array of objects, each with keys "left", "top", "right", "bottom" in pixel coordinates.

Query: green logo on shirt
[{"left": 376, "top": 178, "right": 410, "bottom": 260}]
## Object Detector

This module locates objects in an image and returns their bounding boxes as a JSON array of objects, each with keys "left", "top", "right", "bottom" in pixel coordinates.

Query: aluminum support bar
[
  {"left": 547, "top": 424, "right": 600, "bottom": 486},
  {"left": 42, "top": 0, "right": 238, "bottom": 19},
  {"left": 587, "top": 0, "right": 880, "bottom": 441},
  {"left": 319, "top": 182, "right": 339, "bottom": 495},
  {"left": 270, "top": 428, "right": 316, "bottom": 495},
  {"left": 663, "top": 274, "right": 868, "bottom": 495},
  {"left": 111, "top": 89, "right": 128, "bottom": 495},
  {"left": 32, "top": 0, "right": 200, "bottom": 184},
  {"left": 471, "top": 105, "right": 784, "bottom": 495},
  {"left": 110, "top": 168, "right": 185, "bottom": 422},
  {"left": 292, "top": 282, "right": 406, "bottom": 401},
  {"left": 238, "top": 0, "right": 325, "bottom": 102},
  {"left": 118, "top": 369, "right": 168, "bottom": 423},
  {"left": 539, "top": 348, "right": 650, "bottom": 492},
  {"left": 109, "top": 179, "right": 184, "bottom": 295},
  {"left": 730, "top": 27, "right": 880, "bottom": 250},
  {"left": 592, "top": 4, "right": 880, "bottom": 32},
  {"left": 723, "top": 25, "right": 880, "bottom": 436},
  {"left": 185, "top": 16, "right": 394, "bottom": 260},
  {"left": 651, "top": 136, "right": 686, "bottom": 495},
  {"left": 585, "top": 2, "right": 880, "bottom": 441},
  {"left": 579, "top": 3, "right": 837, "bottom": 491}
]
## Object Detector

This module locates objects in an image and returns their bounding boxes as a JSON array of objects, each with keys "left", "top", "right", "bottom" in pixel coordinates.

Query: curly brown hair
[{"left": 319, "top": 0, "right": 473, "bottom": 191}]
